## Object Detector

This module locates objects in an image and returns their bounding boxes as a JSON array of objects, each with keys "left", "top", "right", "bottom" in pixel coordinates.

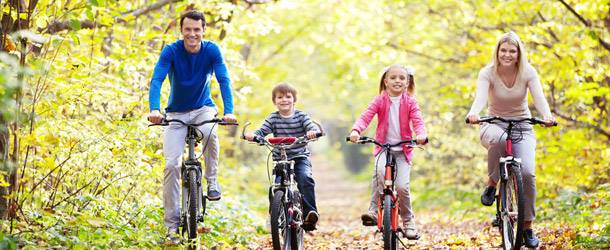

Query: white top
[
  {"left": 385, "top": 96, "right": 402, "bottom": 151},
  {"left": 467, "top": 64, "right": 552, "bottom": 118}
]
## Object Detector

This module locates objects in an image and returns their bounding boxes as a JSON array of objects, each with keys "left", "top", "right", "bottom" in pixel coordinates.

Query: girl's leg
[{"left": 393, "top": 153, "right": 413, "bottom": 224}]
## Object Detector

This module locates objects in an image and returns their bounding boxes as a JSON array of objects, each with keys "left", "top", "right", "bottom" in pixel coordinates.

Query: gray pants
[
  {"left": 368, "top": 151, "right": 414, "bottom": 224},
  {"left": 163, "top": 106, "right": 219, "bottom": 229},
  {"left": 480, "top": 123, "right": 537, "bottom": 221}
]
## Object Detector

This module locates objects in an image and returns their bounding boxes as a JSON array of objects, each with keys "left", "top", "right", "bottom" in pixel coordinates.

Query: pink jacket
[{"left": 351, "top": 91, "right": 427, "bottom": 162}]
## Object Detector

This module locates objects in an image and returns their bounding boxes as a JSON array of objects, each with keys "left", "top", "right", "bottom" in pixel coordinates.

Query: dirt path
[{"left": 251, "top": 156, "right": 516, "bottom": 249}]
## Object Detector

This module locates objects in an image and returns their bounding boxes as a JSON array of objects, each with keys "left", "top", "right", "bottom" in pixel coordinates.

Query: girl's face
[
  {"left": 274, "top": 92, "right": 295, "bottom": 115},
  {"left": 384, "top": 67, "right": 408, "bottom": 96},
  {"left": 498, "top": 42, "right": 519, "bottom": 67}
]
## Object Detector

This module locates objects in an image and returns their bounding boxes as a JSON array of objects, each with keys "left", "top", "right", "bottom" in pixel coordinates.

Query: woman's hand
[
  {"left": 466, "top": 114, "right": 480, "bottom": 124},
  {"left": 542, "top": 115, "right": 556, "bottom": 127},
  {"left": 349, "top": 130, "right": 360, "bottom": 143}
]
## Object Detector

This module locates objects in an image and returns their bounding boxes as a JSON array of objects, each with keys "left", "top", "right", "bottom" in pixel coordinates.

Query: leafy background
[{"left": 0, "top": 0, "right": 608, "bottom": 248}]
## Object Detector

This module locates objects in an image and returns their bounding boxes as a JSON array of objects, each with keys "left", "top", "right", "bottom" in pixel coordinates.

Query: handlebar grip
[
  {"left": 252, "top": 135, "right": 264, "bottom": 144},
  {"left": 465, "top": 117, "right": 470, "bottom": 124},
  {"left": 315, "top": 132, "right": 325, "bottom": 138},
  {"left": 345, "top": 137, "right": 351, "bottom": 142}
]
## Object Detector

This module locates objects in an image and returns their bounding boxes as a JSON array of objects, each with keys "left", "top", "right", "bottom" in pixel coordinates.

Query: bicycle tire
[
  {"left": 270, "top": 190, "right": 287, "bottom": 250},
  {"left": 185, "top": 169, "right": 198, "bottom": 241},
  {"left": 500, "top": 163, "right": 525, "bottom": 250},
  {"left": 382, "top": 194, "right": 396, "bottom": 250},
  {"left": 290, "top": 190, "right": 304, "bottom": 250}
]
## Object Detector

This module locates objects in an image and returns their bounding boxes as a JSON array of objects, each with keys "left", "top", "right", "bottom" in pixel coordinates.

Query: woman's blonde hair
[
  {"left": 490, "top": 31, "right": 530, "bottom": 80},
  {"left": 378, "top": 64, "right": 415, "bottom": 95}
]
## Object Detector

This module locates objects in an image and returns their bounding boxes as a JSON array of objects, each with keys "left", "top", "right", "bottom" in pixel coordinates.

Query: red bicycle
[
  {"left": 467, "top": 116, "right": 556, "bottom": 250},
  {"left": 347, "top": 136, "right": 427, "bottom": 250}
]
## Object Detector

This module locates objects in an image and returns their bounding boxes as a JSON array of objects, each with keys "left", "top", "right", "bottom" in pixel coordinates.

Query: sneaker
[
  {"left": 207, "top": 178, "right": 222, "bottom": 201},
  {"left": 523, "top": 229, "right": 540, "bottom": 248},
  {"left": 302, "top": 211, "right": 319, "bottom": 231},
  {"left": 361, "top": 212, "right": 377, "bottom": 227},
  {"left": 481, "top": 186, "right": 496, "bottom": 206},
  {"left": 164, "top": 227, "right": 181, "bottom": 246},
  {"left": 403, "top": 221, "right": 421, "bottom": 240}
]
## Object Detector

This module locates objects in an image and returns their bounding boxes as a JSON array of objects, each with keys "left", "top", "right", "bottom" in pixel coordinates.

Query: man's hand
[
  {"left": 148, "top": 110, "right": 163, "bottom": 124},
  {"left": 222, "top": 114, "right": 237, "bottom": 123},
  {"left": 349, "top": 130, "right": 360, "bottom": 143}
]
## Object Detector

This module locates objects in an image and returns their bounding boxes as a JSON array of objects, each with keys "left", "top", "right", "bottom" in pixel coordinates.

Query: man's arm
[
  {"left": 148, "top": 45, "right": 173, "bottom": 122},
  {"left": 210, "top": 43, "right": 234, "bottom": 120}
]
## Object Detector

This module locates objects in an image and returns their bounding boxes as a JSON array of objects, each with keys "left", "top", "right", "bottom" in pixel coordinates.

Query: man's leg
[
  {"left": 194, "top": 107, "right": 221, "bottom": 200},
  {"left": 163, "top": 112, "right": 188, "bottom": 231}
]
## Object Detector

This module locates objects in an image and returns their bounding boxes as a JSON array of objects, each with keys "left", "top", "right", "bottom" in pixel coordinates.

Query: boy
[{"left": 244, "top": 83, "right": 321, "bottom": 230}]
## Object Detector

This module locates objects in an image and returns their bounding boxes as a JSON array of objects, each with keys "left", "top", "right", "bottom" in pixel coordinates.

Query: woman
[{"left": 466, "top": 31, "right": 555, "bottom": 248}]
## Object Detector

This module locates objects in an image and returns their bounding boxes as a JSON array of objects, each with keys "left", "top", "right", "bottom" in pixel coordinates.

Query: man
[{"left": 147, "top": 10, "right": 237, "bottom": 244}]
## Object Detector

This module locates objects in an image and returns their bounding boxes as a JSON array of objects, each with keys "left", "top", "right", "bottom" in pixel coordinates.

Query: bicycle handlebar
[
  {"left": 249, "top": 132, "right": 325, "bottom": 147},
  {"left": 149, "top": 118, "right": 239, "bottom": 127},
  {"left": 465, "top": 116, "right": 557, "bottom": 126},
  {"left": 345, "top": 136, "right": 428, "bottom": 148}
]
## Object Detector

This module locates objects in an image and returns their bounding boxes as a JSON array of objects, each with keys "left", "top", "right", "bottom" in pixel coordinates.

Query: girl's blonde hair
[
  {"left": 490, "top": 31, "right": 530, "bottom": 80},
  {"left": 378, "top": 64, "right": 415, "bottom": 95}
]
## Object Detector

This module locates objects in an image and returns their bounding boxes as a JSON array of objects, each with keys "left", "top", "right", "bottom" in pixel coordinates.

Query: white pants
[
  {"left": 163, "top": 106, "right": 219, "bottom": 229},
  {"left": 480, "top": 123, "right": 537, "bottom": 221},
  {"left": 368, "top": 151, "right": 414, "bottom": 224}
]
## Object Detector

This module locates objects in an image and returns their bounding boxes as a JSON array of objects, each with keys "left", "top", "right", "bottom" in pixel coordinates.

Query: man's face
[{"left": 181, "top": 17, "right": 204, "bottom": 50}]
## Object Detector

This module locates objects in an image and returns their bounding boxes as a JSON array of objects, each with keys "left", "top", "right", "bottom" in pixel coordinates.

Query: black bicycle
[
  {"left": 150, "top": 117, "right": 237, "bottom": 245},
  {"left": 242, "top": 123, "right": 323, "bottom": 250},
  {"left": 346, "top": 136, "right": 427, "bottom": 250},
  {"left": 466, "top": 116, "right": 556, "bottom": 250}
]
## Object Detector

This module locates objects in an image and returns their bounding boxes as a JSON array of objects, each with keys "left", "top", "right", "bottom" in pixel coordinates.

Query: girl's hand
[
  {"left": 306, "top": 131, "right": 318, "bottom": 139},
  {"left": 244, "top": 132, "right": 255, "bottom": 141},
  {"left": 349, "top": 131, "right": 360, "bottom": 143},
  {"left": 416, "top": 135, "right": 427, "bottom": 145},
  {"left": 466, "top": 114, "right": 480, "bottom": 124}
]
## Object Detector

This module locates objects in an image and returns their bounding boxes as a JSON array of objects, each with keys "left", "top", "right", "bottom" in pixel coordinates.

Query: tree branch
[
  {"left": 552, "top": 109, "right": 610, "bottom": 141},
  {"left": 557, "top": 0, "right": 610, "bottom": 51}
]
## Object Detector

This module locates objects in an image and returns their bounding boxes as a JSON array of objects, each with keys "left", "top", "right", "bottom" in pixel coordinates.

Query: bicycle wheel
[
  {"left": 499, "top": 163, "right": 525, "bottom": 250},
  {"left": 382, "top": 194, "right": 396, "bottom": 250},
  {"left": 185, "top": 169, "right": 198, "bottom": 241},
  {"left": 270, "top": 190, "right": 287, "bottom": 250},
  {"left": 290, "top": 190, "right": 304, "bottom": 250}
]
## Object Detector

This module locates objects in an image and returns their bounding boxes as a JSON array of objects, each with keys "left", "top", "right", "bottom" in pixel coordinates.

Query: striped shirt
[{"left": 254, "top": 110, "right": 320, "bottom": 160}]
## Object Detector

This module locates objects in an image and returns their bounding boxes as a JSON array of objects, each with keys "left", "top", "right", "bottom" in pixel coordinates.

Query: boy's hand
[
  {"left": 416, "top": 135, "right": 428, "bottom": 145},
  {"left": 244, "top": 132, "right": 255, "bottom": 141},
  {"left": 349, "top": 131, "right": 360, "bottom": 143},
  {"left": 306, "top": 131, "right": 318, "bottom": 140}
]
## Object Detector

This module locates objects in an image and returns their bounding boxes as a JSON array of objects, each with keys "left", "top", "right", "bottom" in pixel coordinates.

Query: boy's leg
[{"left": 293, "top": 157, "right": 318, "bottom": 228}]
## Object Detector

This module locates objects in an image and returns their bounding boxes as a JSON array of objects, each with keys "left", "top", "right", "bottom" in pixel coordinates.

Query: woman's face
[{"left": 498, "top": 42, "right": 519, "bottom": 67}]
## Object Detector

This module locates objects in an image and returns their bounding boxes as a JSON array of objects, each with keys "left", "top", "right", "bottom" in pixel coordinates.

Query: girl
[{"left": 349, "top": 64, "right": 427, "bottom": 240}]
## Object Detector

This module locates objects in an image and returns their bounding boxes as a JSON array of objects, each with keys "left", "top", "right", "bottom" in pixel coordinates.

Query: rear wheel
[
  {"left": 500, "top": 163, "right": 525, "bottom": 250},
  {"left": 270, "top": 190, "right": 287, "bottom": 250},
  {"left": 382, "top": 194, "right": 396, "bottom": 250}
]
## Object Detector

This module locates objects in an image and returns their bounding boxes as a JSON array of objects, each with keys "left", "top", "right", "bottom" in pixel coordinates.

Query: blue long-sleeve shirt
[{"left": 148, "top": 40, "right": 234, "bottom": 114}]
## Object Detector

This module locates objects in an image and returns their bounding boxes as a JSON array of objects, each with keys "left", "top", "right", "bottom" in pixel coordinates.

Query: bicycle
[
  {"left": 150, "top": 117, "right": 237, "bottom": 245},
  {"left": 241, "top": 122, "right": 324, "bottom": 250},
  {"left": 346, "top": 136, "right": 427, "bottom": 250},
  {"left": 466, "top": 116, "right": 556, "bottom": 250}
]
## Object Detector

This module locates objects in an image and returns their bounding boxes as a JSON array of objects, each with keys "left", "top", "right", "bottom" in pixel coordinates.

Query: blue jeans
[{"left": 270, "top": 157, "right": 318, "bottom": 216}]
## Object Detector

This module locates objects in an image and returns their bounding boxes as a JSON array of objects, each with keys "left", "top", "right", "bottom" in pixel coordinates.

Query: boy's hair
[
  {"left": 180, "top": 10, "right": 206, "bottom": 30},
  {"left": 272, "top": 83, "right": 298, "bottom": 103},
  {"left": 378, "top": 64, "right": 415, "bottom": 95}
]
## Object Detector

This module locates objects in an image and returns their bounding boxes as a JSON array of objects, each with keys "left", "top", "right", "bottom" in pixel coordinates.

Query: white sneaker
[{"left": 403, "top": 221, "right": 420, "bottom": 240}]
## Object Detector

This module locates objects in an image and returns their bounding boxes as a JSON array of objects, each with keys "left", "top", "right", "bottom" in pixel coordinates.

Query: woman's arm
[
  {"left": 467, "top": 69, "right": 491, "bottom": 117},
  {"left": 528, "top": 69, "right": 553, "bottom": 119}
]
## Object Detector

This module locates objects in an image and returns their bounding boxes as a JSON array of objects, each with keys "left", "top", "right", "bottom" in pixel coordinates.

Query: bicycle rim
[
  {"left": 290, "top": 191, "right": 304, "bottom": 250},
  {"left": 270, "top": 190, "right": 286, "bottom": 250},
  {"left": 500, "top": 165, "right": 525, "bottom": 249},
  {"left": 383, "top": 195, "right": 393, "bottom": 250},
  {"left": 185, "top": 169, "right": 198, "bottom": 241}
]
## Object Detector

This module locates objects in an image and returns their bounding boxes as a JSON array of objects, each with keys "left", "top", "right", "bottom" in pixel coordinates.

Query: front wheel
[
  {"left": 382, "top": 194, "right": 396, "bottom": 250},
  {"left": 270, "top": 190, "right": 287, "bottom": 250},
  {"left": 499, "top": 163, "right": 525, "bottom": 250},
  {"left": 185, "top": 169, "right": 199, "bottom": 241},
  {"left": 290, "top": 190, "right": 304, "bottom": 249}
]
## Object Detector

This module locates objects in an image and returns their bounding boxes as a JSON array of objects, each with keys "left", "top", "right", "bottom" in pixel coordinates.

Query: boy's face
[{"left": 274, "top": 92, "right": 295, "bottom": 114}]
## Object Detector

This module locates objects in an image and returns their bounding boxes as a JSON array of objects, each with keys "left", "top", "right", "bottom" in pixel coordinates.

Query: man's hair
[
  {"left": 180, "top": 10, "right": 206, "bottom": 29},
  {"left": 272, "top": 83, "right": 298, "bottom": 103}
]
